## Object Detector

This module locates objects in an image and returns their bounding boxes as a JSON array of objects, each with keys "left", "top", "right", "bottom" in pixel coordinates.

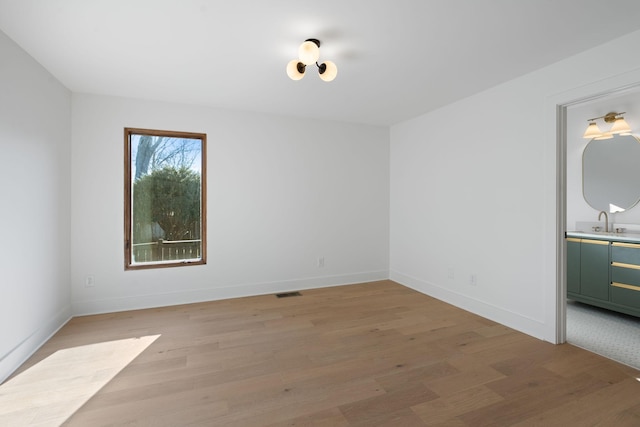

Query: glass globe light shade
[
  {"left": 318, "top": 61, "right": 338, "bottom": 82},
  {"left": 286, "top": 60, "right": 305, "bottom": 80},
  {"left": 298, "top": 41, "right": 320, "bottom": 65}
]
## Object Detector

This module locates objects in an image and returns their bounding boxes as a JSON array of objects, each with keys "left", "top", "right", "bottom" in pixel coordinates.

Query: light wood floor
[{"left": 12, "top": 280, "right": 640, "bottom": 426}]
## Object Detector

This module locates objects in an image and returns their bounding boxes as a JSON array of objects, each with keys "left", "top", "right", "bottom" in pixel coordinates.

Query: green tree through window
[{"left": 124, "top": 128, "right": 206, "bottom": 269}]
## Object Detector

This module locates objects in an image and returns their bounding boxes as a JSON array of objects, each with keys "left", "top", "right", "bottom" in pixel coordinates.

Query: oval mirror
[{"left": 583, "top": 134, "right": 640, "bottom": 213}]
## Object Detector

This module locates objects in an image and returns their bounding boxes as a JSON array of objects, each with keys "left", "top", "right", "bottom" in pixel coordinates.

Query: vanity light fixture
[
  {"left": 582, "top": 111, "right": 632, "bottom": 139},
  {"left": 286, "top": 39, "right": 338, "bottom": 82}
]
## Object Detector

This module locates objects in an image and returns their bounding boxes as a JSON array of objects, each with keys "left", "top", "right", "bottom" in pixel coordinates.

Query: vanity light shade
[
  {"left": 583, "top": 122, "right": 602, "bottom": 139},
  {"left": 298, "top": 41, "right": 320, "bottom": 65},
  {"left": 610, "top": 117, "right": 631, "bottom": 135},
  {"left": 286, "top": 60, "right": 305, "bottom": 80},
  {"left": 318, "top": 61, "right": 338, "bottom": 82}
]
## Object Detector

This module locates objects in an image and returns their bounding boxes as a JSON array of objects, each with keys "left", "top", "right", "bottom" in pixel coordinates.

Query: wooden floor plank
[
  {"left": 411, "top": 385, "right": 504, "bottom": 425},
  {"left": 5, "top": 280, "right": 639, "bottom": 426}
]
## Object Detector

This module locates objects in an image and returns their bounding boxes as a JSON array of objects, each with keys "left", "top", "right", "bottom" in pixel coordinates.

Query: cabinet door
[
  {"left": 566, "top": 238, "right": 581, "bottom": 295},
  {"left": 580, "top": 239, "right": 610, "bottom": 301}
]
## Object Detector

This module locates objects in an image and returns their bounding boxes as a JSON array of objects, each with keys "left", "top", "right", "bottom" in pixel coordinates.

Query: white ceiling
[{"left": 3, "top": 0, "right": 640, "bottom": 126}]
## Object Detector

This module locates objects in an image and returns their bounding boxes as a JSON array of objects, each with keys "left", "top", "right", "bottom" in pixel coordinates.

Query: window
[{"left": 124, "top": 128, "right": 206, "bottom": 269}]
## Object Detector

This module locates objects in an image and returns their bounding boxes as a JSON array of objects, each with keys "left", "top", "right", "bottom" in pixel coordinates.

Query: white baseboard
[
  {"left": 390, "top": 270, "right": 547, "bottom": 341},
  {"left": 0, "top": 305, "right": 72, "bottom": 384},
  {"left": 72, "top": 270, "right": 390, "bottom": 316}
]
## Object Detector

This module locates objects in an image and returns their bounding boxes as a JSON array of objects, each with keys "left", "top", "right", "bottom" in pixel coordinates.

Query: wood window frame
[{"left": 124, "top": 127, "right": 207, "bottom": 270}]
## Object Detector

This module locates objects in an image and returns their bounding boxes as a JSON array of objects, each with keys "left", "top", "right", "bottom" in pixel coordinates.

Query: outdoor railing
[{"left": 132, "top": 239, "right": 201, "bottom": 263}]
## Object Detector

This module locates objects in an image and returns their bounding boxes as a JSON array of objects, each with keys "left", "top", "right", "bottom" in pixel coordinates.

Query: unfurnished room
[{"left": 3, "top": 1, "right": 640, "bottom": 425}]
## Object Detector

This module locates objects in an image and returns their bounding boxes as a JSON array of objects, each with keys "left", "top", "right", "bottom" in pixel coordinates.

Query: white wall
[
  {"left": 71, "top": 94, "right": 389, "bottom": 314},
  {"left": 567, "top": 91, "right": 640, "bottom": 229},
  {"left": 390, "top": 29, "right": 640, "bottom": 342},
  {"left": 0, "top": 31, "right": 72, "bottom": 382}
]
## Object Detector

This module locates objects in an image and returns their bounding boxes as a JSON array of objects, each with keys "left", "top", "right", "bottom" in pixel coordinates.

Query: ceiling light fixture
[
  {"left": 286, "top": 39, "right": 338, "bottom": 82},
  {"left": 583, "top": 111, "right": 632, "bottom": 139}
]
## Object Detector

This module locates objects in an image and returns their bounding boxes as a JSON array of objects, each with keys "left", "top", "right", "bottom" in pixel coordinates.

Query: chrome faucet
[{"left": 598, "top": 211, "right": 609, "bottom": 232}]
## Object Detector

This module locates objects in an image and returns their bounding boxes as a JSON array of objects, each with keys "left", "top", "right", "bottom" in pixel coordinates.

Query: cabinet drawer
[
  {"left": 611, "top": 264, "right": 640, "bottom": 287},
  {"left": 611, "top": 242, "right": 640, "bottom": 265},
  {"left": 611, "top": 282, "right": 640, "bottom": 308}
]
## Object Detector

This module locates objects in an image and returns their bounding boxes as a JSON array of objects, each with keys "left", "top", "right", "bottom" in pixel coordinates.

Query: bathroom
[{"left": 566, "top": 89, "right": 640, "bottom": 369}]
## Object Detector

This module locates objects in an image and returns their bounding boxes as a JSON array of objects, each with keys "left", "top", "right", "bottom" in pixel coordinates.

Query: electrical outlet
[
  {"left": 470, "top": 274, "right": 477, "bottom": 286},
  {"left": 317, "top": 257, "right": 325, "bottom": 268},
  {"left": 85, "top": 275, "right": 95, "bottom": 287}
]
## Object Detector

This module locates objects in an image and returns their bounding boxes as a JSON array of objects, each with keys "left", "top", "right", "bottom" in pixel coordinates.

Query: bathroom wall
[{"left": 567, "top": 91, "right": 640, "bottom": 230}]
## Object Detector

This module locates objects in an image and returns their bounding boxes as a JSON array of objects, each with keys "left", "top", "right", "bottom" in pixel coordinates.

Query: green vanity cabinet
[
  {"left": 567, "top": 235, "right": 640, "bottom": 317},
  {"left": 566, "top": 238, "right": 610, "bottom": 303}
]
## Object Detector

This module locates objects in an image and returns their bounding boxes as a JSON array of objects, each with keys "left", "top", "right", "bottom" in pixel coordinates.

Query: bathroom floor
[{"left": 566, "top": 300, "right": 640, "bottom": 370}]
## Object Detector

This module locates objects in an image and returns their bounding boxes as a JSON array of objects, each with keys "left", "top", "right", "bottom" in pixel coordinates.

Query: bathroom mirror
[{"left": 583, "top": 134, "right": 640, "bottom": 212}]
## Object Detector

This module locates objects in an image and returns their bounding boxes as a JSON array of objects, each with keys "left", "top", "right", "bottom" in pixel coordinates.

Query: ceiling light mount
[
  {"left": 286, "top": 38, "right": 338, "bottom": 82},
  {"left": 602, "top": 112, "right": 622, "bottom": 123},
  {"left": 583, "top": 111, "right": 632, "bottom": 139},
  {"left": 305, "top": 38, "right": 320, "bottom": 48}
]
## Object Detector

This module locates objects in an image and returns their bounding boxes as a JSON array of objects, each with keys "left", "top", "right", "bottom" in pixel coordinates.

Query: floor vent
[{"left": 276, "top": 291, "right": 302, "bottom": 298}]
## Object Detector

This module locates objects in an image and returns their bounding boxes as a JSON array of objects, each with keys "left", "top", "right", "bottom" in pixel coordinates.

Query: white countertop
[{"left": 566, "top": 230, "right": 640, "bottom": 243}]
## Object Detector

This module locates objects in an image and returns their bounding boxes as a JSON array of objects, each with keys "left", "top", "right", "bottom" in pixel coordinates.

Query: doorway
[{"left": 558, "top": 80, "right": 640, "bottom": 369}]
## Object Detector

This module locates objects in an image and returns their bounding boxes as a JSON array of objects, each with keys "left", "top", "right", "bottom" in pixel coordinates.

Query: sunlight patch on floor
[{"left": 0, "top": 335, "right": 160, "bottom": 426}]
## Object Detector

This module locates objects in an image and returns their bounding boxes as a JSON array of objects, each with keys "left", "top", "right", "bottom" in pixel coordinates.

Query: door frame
[{"left": 550, "top": 70, "right": 640, "bottom": 344}]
